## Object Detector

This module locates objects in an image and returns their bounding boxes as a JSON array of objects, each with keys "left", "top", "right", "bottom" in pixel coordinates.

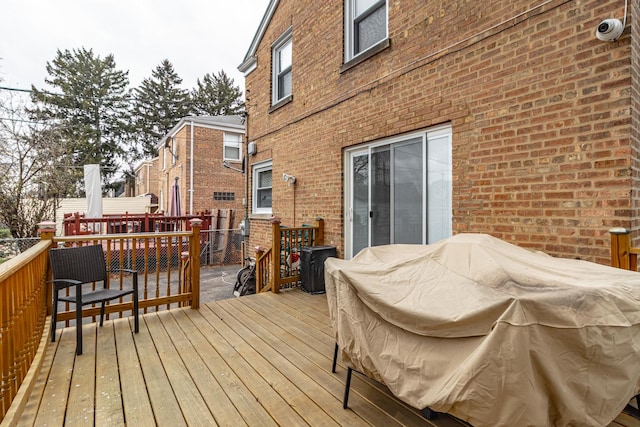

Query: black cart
[{"left": 300, "top": 245, "right": 336, "bottom": 294}]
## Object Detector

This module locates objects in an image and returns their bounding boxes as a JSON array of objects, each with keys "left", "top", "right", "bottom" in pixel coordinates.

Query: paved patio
[{"left": 199, "top": 264, "right": 242, "bottom": 303}]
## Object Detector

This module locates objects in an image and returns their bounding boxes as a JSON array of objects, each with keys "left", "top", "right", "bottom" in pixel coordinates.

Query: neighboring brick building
[
  {"left": 238, "top": 0, "right": 639, "bottom": 264},
  {"left": 153, "top": 116, "right": 245, "bottom": 225}
]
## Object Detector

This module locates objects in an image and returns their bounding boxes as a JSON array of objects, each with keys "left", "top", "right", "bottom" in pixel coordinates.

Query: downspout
[
  {"left": 243, "top": 111, "right": 250, "bottom": 261},
  {"left": 245, "top": 113, "right": 250, "bottom": 224},
  {"left": 189, "top": 120, "right": 194, "bottom": 214}
]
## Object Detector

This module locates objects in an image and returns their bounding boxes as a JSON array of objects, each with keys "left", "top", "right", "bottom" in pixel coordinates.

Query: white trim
[
  {"left": 189, "top": 120, "right": 194, "bottom": 214},
  {"left": 252, "top": 160, "right": 273, "bottom": 215},
  {"left": 238, "top": 0, "right": 280, "bottom": 74},
  {"left": 223, "top": 132, "right": 243, "bottom": 161},
  {"left": 344, "top": 0, "right": 388, "bottom": 62},
  {"left": 272, "top": 28, "right": 293, "bottom": 106},
  {"left": 155, "top": 116, "right": 245, "bottom": 151}
]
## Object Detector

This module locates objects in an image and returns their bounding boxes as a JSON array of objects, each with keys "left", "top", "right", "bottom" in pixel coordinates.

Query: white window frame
[
  {"left": 344, "top": 0, "right": 388, "bottom": 62},
  {"left": 272, "top": 28, "right": 293, "bottom": 105},
  {"left": 252, "top": 160, "right": 273, "bottom": 215},
  {"left": 223, "top": 132, "right": 242, "bottom": 161},
  {"left": 343, "top": 124, "right": 452, "bottom": 259}
]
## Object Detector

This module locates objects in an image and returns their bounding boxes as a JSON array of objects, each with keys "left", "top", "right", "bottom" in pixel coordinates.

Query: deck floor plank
[
  {"left": 94, "top": 321, "right": 125, "bottom": 427},
  {"left": 199, "top": 302, "right": 339, "bottom": 426},
  {"left": 215, "top": 298, "right": 373, "bottom": 427},
  {"left": 156, "top": 309, "right": 249, "bottom": 427},
  {"left": 169, "top": 309, "right": 276, "bottom": 427},
  {"left": 18, "top": 332, "right": 60, "bottom": 426},
  {"left": 144, "top": 313, "right": 218, "bottom": 426},
  {"left": 12, "top": 289, "right": 640, "bottom": 427},
  {"left": 133, "top": 316, "right": 187, "bottom": 426},
  {"left": 183, "top": 307, "right": 311, "bottom": 426},
  {"left": 113, "top": 317, "right": 156, "bottom": 427},
  {"left": 33, "top": 328, "right": 76, "bottom": 426},
  {"left": 241, "top": 294, "right": 336, "bottom": 362},
  {"left": 65, "top": 324, "right": 97, "bottom": 425}
]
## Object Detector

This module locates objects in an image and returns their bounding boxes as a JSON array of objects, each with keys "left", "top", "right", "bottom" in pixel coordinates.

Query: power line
[
  {"left": 0, "top": 85, "right": 137, "bottom": 102},
  {"left": 0, "top": 86, "right": 32, "bottom": 94}
]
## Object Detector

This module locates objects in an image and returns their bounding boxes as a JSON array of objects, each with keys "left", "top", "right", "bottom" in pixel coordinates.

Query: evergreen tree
[
  {"left": 192, "top": 70, "right": 244, "bottom": 116},
  {"left": 133, "top": 59, "right": 192, "bottom": 157},
  {"left": 28, "top": 48, "right": 132, "bottom": 192}
]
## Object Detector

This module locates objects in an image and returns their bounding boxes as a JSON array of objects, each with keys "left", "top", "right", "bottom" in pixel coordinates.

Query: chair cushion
[{"left": 57, "top": 288, "right": 135, "bottom": 305}]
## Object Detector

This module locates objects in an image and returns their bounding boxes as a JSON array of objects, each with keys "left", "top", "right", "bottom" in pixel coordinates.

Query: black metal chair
[{"left": 49, "top": 244, "right": 139, "bottom": 355}]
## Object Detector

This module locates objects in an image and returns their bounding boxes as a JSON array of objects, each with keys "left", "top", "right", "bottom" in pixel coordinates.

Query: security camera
[{"left": 596, "top": 18, "right": 624, "bottom": 42}]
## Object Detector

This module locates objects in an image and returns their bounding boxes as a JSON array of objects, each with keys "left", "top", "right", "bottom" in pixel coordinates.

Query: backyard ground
[{"left": 200, "top": 264, "right": 243, "bottom": 302}]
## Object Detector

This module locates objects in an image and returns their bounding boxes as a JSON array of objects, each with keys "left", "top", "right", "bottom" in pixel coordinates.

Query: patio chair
[{"left": 49, "top": 244, "right": 139, "bottom": 355}]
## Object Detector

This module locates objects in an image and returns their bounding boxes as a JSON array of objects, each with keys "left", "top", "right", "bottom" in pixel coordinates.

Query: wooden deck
[{"left": 12, "top": 289, "right": 640, "bottom": 427}]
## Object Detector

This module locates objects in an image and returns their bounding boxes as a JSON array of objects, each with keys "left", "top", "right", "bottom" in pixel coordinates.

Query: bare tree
[{"left": 0, "top": 89, "right": 75, "bottom": 237}]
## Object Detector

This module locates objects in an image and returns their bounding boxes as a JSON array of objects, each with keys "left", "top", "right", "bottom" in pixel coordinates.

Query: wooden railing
[
  {"left": 0, "top": 219, "right": 203, "bottom": 421},
  {"left": 49, "top": 220, "right": 202, "bottom": 323},
  {"left": 254, "top": 218, "right": 324, "bottom": 293},
  {"left": 610, "top": 227, "right": 640, "bottom": 271},
  {"left": 0, "top": 240, "right": 50, "bottom": 420}
]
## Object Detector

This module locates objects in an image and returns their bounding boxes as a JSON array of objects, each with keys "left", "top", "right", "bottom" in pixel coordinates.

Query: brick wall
[
  {"left": 244, "top": 0, "right": 637, "bottom": 264},
  {"left": 190, "top": 126, "right": 245, "bottom": 226},
  {"left": 155, "top": 123, "right": 245, "bottom": 226}
]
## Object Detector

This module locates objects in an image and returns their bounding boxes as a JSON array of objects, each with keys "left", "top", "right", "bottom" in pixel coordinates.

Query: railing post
[
  {"left": 609, "top": 227, "right": 632, "bottom": 270},
  {"left": 38, "top": 221, "right": 56, "bottom": 315},
  {"left": 315, "top": 217, "right": 324, "bottom": 245},
  {"left": 271, "top": 217, "right": 282, "bottom": 293},
  {"left": 255, "top": 246, "right": 265, "bottom": 293},
  {"left": 189, "top": 218, "right": 202, "bottom": 308},
  {"left": 180, "top": 251, "right": 190, "bottom": 307},
  {"left": 74, "top": 212, "right": 81, "bottom": 236}
]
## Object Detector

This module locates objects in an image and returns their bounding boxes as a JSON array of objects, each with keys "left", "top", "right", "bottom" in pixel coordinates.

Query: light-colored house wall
[
  {"left": 134, "top": 158, "right": 159, "bottom": 201},
  {"left": 56, "top": 195, "right": 153, "bottom": 235}
]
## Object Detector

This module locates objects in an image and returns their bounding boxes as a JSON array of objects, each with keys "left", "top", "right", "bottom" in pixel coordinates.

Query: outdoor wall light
[{"left": 282, "top": 173, "right": 297, "bottom": 185}]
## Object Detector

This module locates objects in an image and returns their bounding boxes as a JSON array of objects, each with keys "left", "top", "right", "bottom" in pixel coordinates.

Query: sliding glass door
[{"left": 345, "top": 126, "right": 452, "bottom": 258}]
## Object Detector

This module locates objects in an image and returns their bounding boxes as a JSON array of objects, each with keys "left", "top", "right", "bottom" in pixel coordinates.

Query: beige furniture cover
[{"left": 325, "top": 233, "right": 640, "bottom": 427}]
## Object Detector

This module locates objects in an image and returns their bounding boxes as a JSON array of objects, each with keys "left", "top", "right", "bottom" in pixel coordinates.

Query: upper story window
[
  {"left": 162, "top": 147, "right": 167, "bottom": 170},
  {"left": 272, "top": 28, "right": 292, "bottom": 106},
  {"left": 223, "top": 132, "right": 242, "bottom": 161},
  {"left": 345, "top": 0, "right": 388, "bottom": 61}
]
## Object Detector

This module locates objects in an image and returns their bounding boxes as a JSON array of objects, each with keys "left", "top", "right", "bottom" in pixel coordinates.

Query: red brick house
[
  {"left": 238, "top": 0, "right": 638, "bottom": 264},
  {"left": 153, "top": 116, "right": 245, "bottom": 224}
]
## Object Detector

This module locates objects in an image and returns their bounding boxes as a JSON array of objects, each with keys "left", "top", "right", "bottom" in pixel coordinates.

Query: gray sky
[{"left": 0, "top": 0, "right": 267, "bottom": 94}]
